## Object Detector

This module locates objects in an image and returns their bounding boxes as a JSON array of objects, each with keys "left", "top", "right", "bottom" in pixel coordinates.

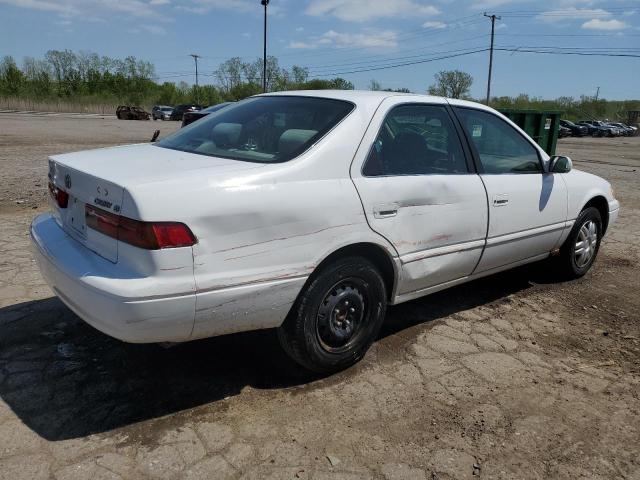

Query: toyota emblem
[{"left": 64, "top": 174, "right": 72, "bottom": 189}]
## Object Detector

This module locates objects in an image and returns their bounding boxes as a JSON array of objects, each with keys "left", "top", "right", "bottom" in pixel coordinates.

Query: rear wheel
[
  {"left": 555, "top": 207, "right": 602, "bottom": 279},
  {"left": 277, "top": 257, "right": 387, "bottom": 373}
]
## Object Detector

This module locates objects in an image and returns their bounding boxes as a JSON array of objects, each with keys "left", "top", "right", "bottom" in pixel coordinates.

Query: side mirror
[{"left": 549, "top": 155, "right": 572, "bottom": 173}]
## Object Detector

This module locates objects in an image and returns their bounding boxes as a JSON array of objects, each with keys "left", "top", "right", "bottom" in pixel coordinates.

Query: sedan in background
[
  {"left": 170, "top": 104, "right": 203, "bottom": 121},
  {"left": 116, "top": 106, "right": 150, "bottom": 120},
  {"left": 181, "top": 102, "right": 234, "bottom": 127},
  {"left": 560, "top": 120, "right": 588, "bottom": 137},
  {"left": 577, "top": 121, "right": 607, "bottom": 137},
  {"left": 32, "top": 91, "right": 619, "bottom": 373},
  {"left": 152, "top": 105, "right": 174, "bottom": 121}
]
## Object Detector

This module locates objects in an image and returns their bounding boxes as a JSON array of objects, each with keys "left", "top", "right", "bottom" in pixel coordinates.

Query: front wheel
[
  {"left": 555, "top": 207, "right": 602, "bottom": 279},
  {"left": 277, "top": 257, "right": 387, "bottom": 373}
]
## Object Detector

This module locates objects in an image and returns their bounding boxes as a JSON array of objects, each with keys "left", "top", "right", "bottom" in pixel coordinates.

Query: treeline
[
  {"left": 491, "top": 94, "right": 640, "bottom": 123},
  {"left": 0, "top": 50, "right": 354, "bottom": 108},
  {"left": 1, "top": 50, "right": 637, "bottom": 122}
]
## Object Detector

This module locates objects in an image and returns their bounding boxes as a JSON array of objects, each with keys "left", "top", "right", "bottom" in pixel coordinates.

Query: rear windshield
[{"left": 156, "top": 96, "right": 354, "bottom": 163}]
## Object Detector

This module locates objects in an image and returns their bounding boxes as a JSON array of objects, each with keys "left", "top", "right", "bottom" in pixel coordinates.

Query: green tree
[{"left": 427, "top": 70, "right": 473, "bottom": 99}]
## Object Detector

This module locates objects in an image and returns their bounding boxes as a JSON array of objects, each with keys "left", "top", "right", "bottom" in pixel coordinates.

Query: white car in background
[{"left": 31, "top": 91, "right": 619, "bottom": 373}]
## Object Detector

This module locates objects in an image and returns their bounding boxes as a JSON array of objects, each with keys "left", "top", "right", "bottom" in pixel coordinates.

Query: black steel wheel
[{"left": 278, "top": 256, "right": 387, "bottom": 373}]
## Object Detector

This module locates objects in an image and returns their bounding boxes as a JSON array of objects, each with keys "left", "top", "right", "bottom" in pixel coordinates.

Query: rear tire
[
  {"left": 277, "top": 257, "right": 387, "bottom": 374},
  {"left": 555, "top": 207, "right": 602, "bottom": 279}
]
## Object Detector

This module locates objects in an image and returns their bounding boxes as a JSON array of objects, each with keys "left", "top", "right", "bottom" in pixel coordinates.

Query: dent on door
[{"left": 353, "top": 175, "right": 488, "bottom": 296}]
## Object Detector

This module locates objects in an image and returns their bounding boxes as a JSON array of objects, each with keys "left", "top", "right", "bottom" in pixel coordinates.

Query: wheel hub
[
  {"left": 574, "top": 219, "right": 598, "bottom": 268},
  {"left": 317, "top": 282, "right": 366, "bottom": 353}
]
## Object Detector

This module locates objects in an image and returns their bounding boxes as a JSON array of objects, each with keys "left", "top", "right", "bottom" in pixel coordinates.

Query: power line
[{"left": 309, "top": 49, "right": 490, "bottom": 77}]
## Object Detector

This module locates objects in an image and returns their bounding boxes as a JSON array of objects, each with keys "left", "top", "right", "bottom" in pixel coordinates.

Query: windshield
[
  {"left": 156, "top": 96, "right": 354, "bottom": 163},
  {"left": 161, "top": 107, "right": 172, "bottom": 112}
]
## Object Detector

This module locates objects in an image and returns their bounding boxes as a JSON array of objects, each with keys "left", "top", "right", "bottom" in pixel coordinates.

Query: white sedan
[{"left": 31, "top": 91, "right": 619, "bottom": 373}]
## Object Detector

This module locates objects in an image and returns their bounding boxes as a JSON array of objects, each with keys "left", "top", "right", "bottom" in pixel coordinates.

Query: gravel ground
[{"left": 0, "top": 113, "right": 639, "bottom": 480}]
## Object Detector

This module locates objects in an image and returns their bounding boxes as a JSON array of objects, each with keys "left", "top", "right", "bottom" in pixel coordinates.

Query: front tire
[
  {"left": 555, "top": 207, "right": 602, "bottom": 279},
  {"left": 278, "top": 257, "right": 387, "bottom": 374}
]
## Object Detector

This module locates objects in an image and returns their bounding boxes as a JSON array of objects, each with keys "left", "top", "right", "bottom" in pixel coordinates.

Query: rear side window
[
  {"left": 156, "top": 96, "right": 354, "bottom": 163},
  {"left": 456, "top": 108, "right": 541, "bottom": 174},
  {"left": 363, "top": 104, "right": 468, "bottom": 176}
]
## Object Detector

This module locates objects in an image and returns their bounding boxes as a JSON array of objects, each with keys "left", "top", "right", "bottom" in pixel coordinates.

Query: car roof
[{"left": 259, "top": 89, "right": 493, "bottom": 113}]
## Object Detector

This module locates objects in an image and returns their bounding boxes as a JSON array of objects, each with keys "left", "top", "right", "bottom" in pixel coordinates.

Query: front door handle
[
  {"left": 373, "top": 203, "right": 399, "bottom": 219},
  {"left": 493, "top": 194, "right": 509, "bottom": 207}
]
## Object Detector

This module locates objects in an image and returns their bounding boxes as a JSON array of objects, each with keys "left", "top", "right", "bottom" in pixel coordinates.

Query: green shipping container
[{"left": 498, "top": 109, "right": 563, "bottom": 156}]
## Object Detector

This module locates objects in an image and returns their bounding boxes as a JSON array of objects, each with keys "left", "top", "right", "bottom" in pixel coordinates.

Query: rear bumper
[{"left": 30, "top": 213, "right": 196, "bottom": 343}]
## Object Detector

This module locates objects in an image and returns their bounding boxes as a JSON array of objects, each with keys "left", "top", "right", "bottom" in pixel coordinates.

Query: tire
[
  {"left": 277, "top": 256, "right": 387, "bottom": 373},
  {"left": 555, "top": 207, "right": 602, "bottom": 279}
]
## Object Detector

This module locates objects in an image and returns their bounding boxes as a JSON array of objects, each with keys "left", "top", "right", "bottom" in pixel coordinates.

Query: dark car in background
[
  {"left": 560, "top": 119, "right": 588, "bottom": 137},
  {"left": 116, "top": 105, "right": 150, "bottom": 120},
  {"left": 152, "top": 105, "right": 173, "bottom": 121},
  {"left": 181, "top": 102, "right": 234, "bottom": 128},
  {"left": 609, "top": 122, "right": 635, "bottom": 136},
  {"left": 586, "top": 120, "right": 618, "bottom": 137},
  {"left": 577, "top": 121, "right": 607, "bottom": 137},
  {"left": 170, "top": 104, "right": 203, "bottom": 121},
  {"left": 558, "top": 125, "right": 571, "bottom": 138}
]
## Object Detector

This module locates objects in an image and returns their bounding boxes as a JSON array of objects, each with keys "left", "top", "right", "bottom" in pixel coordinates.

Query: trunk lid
[{"left": 49, "top": 143, "right": 265, "bottom": 263}]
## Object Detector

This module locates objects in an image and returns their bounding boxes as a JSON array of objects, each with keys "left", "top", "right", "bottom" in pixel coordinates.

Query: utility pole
[
  {"left": 595, "top": 86, "right": 600, "bottom": 101},
  {"left": 484, "top": 13, "right": 501, "bottom": 105},
  {"left": 261, "top": 0, "right": 269, "bottom": 93},
  {"left": 190, "top": 54, "right": 201, "bottom": 104}
]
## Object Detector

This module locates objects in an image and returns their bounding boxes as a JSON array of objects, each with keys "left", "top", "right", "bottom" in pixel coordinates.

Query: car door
[
  {"left": 453, "top": 106, "right": 568, "bottom": 273},
  {"left": 351, "top": 99, "right": 488, "bottom": 297}
]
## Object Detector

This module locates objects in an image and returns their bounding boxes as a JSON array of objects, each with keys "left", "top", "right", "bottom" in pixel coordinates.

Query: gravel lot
[{"left": 0, "top": 113, "right": 639, "bottom": 480}]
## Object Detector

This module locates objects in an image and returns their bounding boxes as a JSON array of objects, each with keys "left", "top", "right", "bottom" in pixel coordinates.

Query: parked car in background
[
  {"left": 170, "top": 104, "right": 203, "bottom": 121},
  {"left": 181, "top": 102, "right": 234, "bottom": 127},
  {"left": 609, "top": 122, "right": 635, "bottom": 136},
  {"left": 577, "top": 121, "right": 606, "bottom": 137},
  {"left": 560, "top": 120, "right": 588, "bottom": 137},
  {"left": 32, "top": 91, "right": 619, "bottom": 373},
  {"left": 558, "top": 125, "right": 571, "bottom": 138},
  {"left": 116, "top": 106, "right": 150, "bottom": 120},
  {"left": 152, "top": 105, "right": 174, "bottom": 121},
  {"left": 588, "top": 120, "right": 618, "bottom": 137}
]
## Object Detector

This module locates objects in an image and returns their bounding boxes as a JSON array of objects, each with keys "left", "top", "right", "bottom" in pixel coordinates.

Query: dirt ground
[{"left": 0, "top": 113, "right": 639, "bottom": 480}]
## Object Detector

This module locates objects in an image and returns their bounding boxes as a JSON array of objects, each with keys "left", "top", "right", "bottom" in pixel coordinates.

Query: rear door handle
[
  {"left": 373, "top": 203, "right": 399, "bottom": 219},
  {"left": 493, "top": 194, "right": 509, "bottom": 207}
]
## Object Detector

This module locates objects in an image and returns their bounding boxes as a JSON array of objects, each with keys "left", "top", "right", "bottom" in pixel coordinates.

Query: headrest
[
  {"left": 278, "top": 129, "right": 318, "bottom": 157},
  {"left": 212, "top": 123, "right": 242, "bottom": 146}
]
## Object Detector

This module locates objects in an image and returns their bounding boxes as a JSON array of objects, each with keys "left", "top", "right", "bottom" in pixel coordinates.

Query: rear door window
[{"left": 363, "top": 104, "right": 468, "bottom": 176}]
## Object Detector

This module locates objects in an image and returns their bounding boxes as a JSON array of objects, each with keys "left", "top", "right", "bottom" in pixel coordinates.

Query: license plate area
[{"left": 64, "top": 196, "right": 87, "bottom": 239}]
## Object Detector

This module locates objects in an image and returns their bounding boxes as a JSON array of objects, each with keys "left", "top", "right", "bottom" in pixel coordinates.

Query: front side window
[
  {"left": 456, "top": 108, "right": 541, "bottom": 174},
  {"left": 363, "top": 104, "right": 468, "bottom": 176},
  {"left": 156, "top": 96, "right": 354, "bottom": 163}
]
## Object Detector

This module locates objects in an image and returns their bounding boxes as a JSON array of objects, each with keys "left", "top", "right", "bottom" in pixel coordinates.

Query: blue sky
[{"left": 1, "top": 0, "right": 639, "bottom": 99}]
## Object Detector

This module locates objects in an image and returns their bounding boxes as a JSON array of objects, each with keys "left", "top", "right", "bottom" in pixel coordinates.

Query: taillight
[
  {"left": 85, "top": 205, "right": 196, "bottom": 249},
  {"left": 48, "top": 181, "right": 69, "bottom": 208}
]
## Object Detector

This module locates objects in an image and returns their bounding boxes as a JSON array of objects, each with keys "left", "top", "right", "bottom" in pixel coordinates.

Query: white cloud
[
  {"left": 422, "top": 21, "right": 446, "bottom": 29},
  {"left": 289, "top": 29, "right": 398, "bottom": 49},
  {"left": 183, "top": 0, "right": 284, "bottom": 15},
  {"left": 536, "top": 8, "right": 611, "bottom": 23},
  {"left": 582, "top": 18, "right": 629, "bottom": 30},
  {"left": 288, "top": 41, "right": 316, "bottom": 49},
  {"left": 306, "top": 0, "right": 439, "bottom": 22},
  {"left": 141, "top": 24, "right": 166, "bottom": 35},
  {"left": 0, "top": 0, "right": 169, "bottom": 18}
]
